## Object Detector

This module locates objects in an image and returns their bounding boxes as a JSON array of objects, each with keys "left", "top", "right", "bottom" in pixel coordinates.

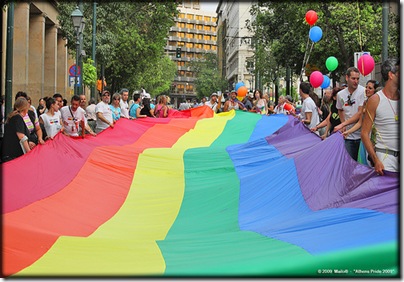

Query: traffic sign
[
  {"left": 69, "top": 75, "right": 81, "bottom": 87},
  {"left": 69, "top": 64, "right": 81, "bottom": 76}
]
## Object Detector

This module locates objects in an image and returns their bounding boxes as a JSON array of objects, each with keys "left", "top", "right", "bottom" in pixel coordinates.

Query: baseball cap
[
  {"left": 143, "top": 93, "right": 151, "bottom": 99},
  {"left": 210, "top": 92, "right": 218, "bottom": 98}
]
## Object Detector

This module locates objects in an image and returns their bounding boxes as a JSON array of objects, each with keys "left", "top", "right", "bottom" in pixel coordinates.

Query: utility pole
[
  {"left": 5, "top": 2, "right": 15, "bottom": 118},
  {"left": 91, "top": 1, "right": 97, "bottom": 100},
  {"left": 381, "top": 1, "right": 389, "bottom": 62}
]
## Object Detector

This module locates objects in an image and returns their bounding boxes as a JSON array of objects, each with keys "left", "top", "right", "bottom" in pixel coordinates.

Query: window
[
  {"left": 204, "top": 25, "right": 211, "bottom": 31},
  {"left": 186, "top": 33, "right": 194, "bottom": 39},
  {"left": 204, "top": 35, "right": 211, "bottom": 40},
  {"left": 178, "top": 32, "right": 185, "bottom": 38},
  {"left": 211, "top": 26, "right": 217, "bottom": 32},
  {"left": 204, "top": 45, "right": 211, "bottom": 50},
  {"left": 186, "top": 42, "right": 194, "bottom": 48},
  {"left": 179, "top": 13, "right": 185, "bottom": 19},
  {"left": 211, "top": 45, "right": 217, "bottom": 51},
  {"left": 186, "top": 23, "right": 194, "bottom": 29},
  {"left": 204, "top": 16, "right": 211, "bottom": 21},
  {"left": 195, "top": 15, "right": 203, "bottom": 20},
  {"left": 186, "top": 13, "right": 193, "bottom": 20},
  {"left": 196, "top": 24, "right": 203, "bottom": 30}
]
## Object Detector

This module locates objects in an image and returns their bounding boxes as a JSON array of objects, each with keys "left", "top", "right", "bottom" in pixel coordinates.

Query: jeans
[{"left": 345, "top": 139, "right": 361, "bottom": 161}]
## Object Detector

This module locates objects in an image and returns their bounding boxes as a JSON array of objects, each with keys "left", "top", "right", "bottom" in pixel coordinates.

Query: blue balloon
[
  {"left": 309, "top": 26, "right": 322, "bottom": 43},
  {"left": 235, "top": 81, "right": 245, "bottom": 91},
  {"left": 321, "top": 75, "right": 330, "bottom": 89}
]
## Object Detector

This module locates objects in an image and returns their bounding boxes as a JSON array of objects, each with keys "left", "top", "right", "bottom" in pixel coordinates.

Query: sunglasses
[
  {"left": 103, "top": 94, "right": 110, "bottom": 97},
  {"left": 113, "top": 98, "right": 120, "bottom": 100},
  {"left": 347, "top": 94, "right": 355, "bottom": 106}
]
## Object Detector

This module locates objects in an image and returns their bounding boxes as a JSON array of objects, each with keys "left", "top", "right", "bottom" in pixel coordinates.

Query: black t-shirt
[
  {"left": 329, "top": 99, "right": 341, "bottom": 133},
  {"left": 1, "top": 114, "right": 31, "bottom": 162},
  {"left": 140, "top": 104, "right": 154, "bottom": 117}
]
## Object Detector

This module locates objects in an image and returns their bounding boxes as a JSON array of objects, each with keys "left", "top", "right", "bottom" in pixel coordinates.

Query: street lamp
[{"left": 71, "top": 6, "right": 84, "bottom": 96}]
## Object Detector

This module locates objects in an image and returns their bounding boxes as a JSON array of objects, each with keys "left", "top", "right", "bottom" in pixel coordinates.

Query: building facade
[
  {"left": 216, "top": 1, "right": 256, "bottom": 92},
  {"left": 166, "top": 1, "right": 217, "bottom": 104},
  {"left": 2, "top": 1, "right": 70, "bottom": 110}
]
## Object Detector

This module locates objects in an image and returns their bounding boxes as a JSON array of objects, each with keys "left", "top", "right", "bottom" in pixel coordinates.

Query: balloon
[
  {"left": 309, "top": 71, "right": 324, "bottom": 88},
  {"left": 235, "top": 81, "right": 245, "bottom": 91},
  {"left": 321, "top": 75, "right": 330, "bottom": 89},
  {"left": 237, "top": 86, "right": 248, "bottom": 97},
  {"left": 309, "top": 26, "right": 322, "bottom": 43},
  {"left": 305, "top": 10, "right": 318, "bottom": 26},
  {"left": 357, "top": 54, "right": 375, "bottom": 76},
  {"left": 325, "top": 56, "right": 338, "bottom": 72},
  {"left": 283, "top": 103, "right": 293, "bottom": 112}
]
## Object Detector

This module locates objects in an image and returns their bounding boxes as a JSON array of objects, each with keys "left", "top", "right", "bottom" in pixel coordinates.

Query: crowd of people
[{"left": 1, "top": 59, "right": 399, "bottom": 176}]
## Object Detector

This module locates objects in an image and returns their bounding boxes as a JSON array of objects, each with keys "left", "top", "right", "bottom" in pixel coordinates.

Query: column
[
  {"left": 56, "top": 32, "right": 68, "bottom": 97},
  {"left": 13, "top": 2, "right": 30, "bottom": 94},
  {"left": 28, "top": 13, "right": 45, "bottom": 104},
  {"left": 44, "top": 24, "right": 57, "bottom": 97}
]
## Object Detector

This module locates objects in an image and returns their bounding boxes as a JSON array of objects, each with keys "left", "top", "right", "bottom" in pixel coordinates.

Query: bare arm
[
  {"left": 17, "top": 132, "right": 30, "bottom": 153},
  {"left": 361, "top": 95, "right": 383, "bottom": 175},
  {"left": 223, "top": 101, "right": 230, "bottom": 112},
  {"left": 97, "top": 112, "right": 114, "bottom": 128}
]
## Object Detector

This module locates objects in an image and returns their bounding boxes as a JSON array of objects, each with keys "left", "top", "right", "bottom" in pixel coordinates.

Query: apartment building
[
  {"left": 216, "top": 1, "right": 256, "bottom": 92},
  {"left": 166, "top": 1, "right": 217, "bottom": 103}
]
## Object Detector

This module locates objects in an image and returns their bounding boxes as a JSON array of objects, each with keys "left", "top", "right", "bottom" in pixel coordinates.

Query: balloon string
[
  {"left": 356, "top": 1, "right": 365, "bottom": 73},
  {"left": 357, "top": 1, "right": 363, "bottom": 52},
  {"left": 299, "top": 35, "right": 311, "bottom": 81},
  {"left": 304, "top": 42, "right": 315, "bottom": 71}
]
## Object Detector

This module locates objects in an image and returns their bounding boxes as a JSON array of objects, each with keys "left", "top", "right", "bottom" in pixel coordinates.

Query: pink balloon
[
  {"left": 309, "top": 71, "right": 324, "bottom": 88},
  {"left": 357, "top": 54, "right": 375, "bottom": 76}
]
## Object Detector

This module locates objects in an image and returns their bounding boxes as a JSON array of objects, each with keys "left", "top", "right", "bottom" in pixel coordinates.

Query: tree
[
  {"left": 57, "top": 2, "right": 179, "bottom": 95},
  {"left": 190, "top": 53, "right": 228, "bottom": 100},
  {"left": 82, "top": 58, "right": 97, "bottom": 94},
  {"left": 248, "top": 2, "right": 396, "bottom": 84}
]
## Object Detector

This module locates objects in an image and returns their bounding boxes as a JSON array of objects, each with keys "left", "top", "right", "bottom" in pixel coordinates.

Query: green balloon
[{"left": 326, "top": 56, "right": 338, "bottom": 71}]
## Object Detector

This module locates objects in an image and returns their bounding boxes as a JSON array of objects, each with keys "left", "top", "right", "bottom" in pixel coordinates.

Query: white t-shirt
[
  {"left": 205, "top": 100, "right": 218, "bottom": 112},
  {"left": 86, "top": 104, "right": 97, "bottom": 120},
  {"left": 95, "top": 101, "right": 113, "bottom": 132},
  {"left": 336, "top": 85, "right": 365, "bottom": 140},
  {"left": 120, "top": 100, "right": 130, "bottom": 118},
  {"left": 300, "top": 96, "right": 319, "bottom": 130},
  {"left": 60, "top": 106, "right": 86, "bottom": 137},
  {"left": 40, "top": 112, "right": 62, "bottom": 138}
]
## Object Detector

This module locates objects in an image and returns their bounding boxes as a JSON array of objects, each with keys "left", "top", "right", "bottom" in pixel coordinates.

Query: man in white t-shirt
[
  {"left": 119, "top": 88, "right": 131, "bottom": 119},
  {"left": 334, "top": 67, "right": 365, "bottom": 161},
  {"left": 205, "top": 93, "right": 222, "bottom": 113},
  {"left": 60, "top": 95, "right": 86, "bottom": 137},
  {"left": 95, "top": 90, "right": 114, "bottom": 133},
  {"left": 298, "top": 82, "right": 320, "bottom": 133}
]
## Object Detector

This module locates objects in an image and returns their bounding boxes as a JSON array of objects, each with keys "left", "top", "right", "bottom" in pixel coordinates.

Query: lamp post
[{"left": 71, "top": 6, "right": 84, "bottom": 97}]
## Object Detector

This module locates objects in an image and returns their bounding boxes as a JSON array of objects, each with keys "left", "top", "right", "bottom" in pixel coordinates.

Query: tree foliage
[
  {"left": 57, "top": 2, "right": 179, "bottom": 95},
  {"left": 82, "top": 58, "right": 97, "bottom": 88},
  {"left": 248, "top": 1, "right": 398, "bottom": 84},
  {"left": 190, "top": 52, "right": 228, "bottom": 100}
]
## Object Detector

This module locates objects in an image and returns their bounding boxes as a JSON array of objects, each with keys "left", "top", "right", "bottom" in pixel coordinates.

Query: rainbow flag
[{"left": 2, "top": 107, "right": 399, "bottom": 278}]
